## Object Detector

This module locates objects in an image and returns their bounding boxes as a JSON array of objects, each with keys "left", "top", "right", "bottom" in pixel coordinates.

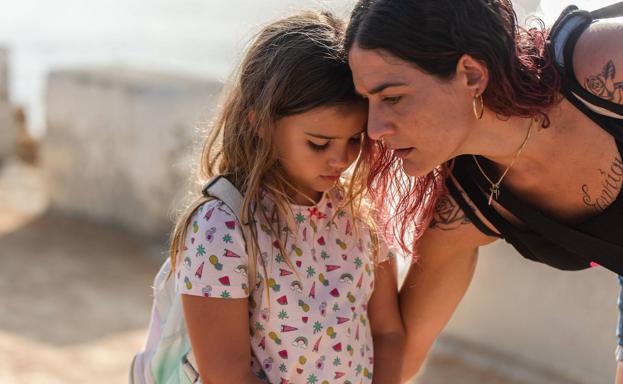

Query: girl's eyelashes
[
  {"left": 382, "top": 95, "right": 402, "bottom": 104},
  {"left": 307, "top": 140, "right": 329, "bottom": 152}
]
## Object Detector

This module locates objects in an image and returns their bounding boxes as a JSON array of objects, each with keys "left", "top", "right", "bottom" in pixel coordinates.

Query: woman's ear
[{"left": 456, "top": 54, "right": 489, "bottom": 96}]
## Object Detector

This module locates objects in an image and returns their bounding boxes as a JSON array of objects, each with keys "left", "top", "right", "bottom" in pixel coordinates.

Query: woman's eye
[
  {"left": 307, "top": 141, "right": 329, "bottom": 152},
  {"left": 349, "top": 135, "right": 363, "bottom": 145},
  {"left": 382, "top": 96, "right": 402, "bottom": 104}
]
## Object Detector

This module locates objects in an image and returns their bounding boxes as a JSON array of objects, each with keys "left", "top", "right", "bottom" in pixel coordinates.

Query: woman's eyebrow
[{"left": 357, "top": 81, "right": 407, "bottom": 96}]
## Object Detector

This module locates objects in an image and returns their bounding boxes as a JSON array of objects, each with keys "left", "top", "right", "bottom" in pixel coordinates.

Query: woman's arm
[
  {"left": 574, "top": 20, "right": 623, "bottom": 107},
  {"left": 400, "top": 192, "right": 497, "bottom": 382},
  {"left": 182, "top": 294, "right": 263, "bottom": 384},
  {"left": 368, "top": 257, "right": 404, "bottom": 384}
]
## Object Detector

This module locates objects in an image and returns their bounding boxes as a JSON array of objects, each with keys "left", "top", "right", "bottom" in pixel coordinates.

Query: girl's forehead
[{"left": 279, "top": 105, "right": 366, "bottom": 137}]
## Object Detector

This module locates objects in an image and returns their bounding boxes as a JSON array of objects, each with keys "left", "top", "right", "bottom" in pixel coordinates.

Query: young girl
[{"left": 170, "top": 11, "right": 404, "bottom": 384}]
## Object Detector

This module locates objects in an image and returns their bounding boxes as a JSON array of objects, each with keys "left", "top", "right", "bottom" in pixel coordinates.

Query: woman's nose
[{"left": 366, "top": 106, "right": 394, "bottom": 141}]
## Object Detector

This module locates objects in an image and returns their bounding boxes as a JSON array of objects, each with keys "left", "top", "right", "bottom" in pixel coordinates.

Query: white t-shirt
[{"left": 176, "top": 188, "right": 393, "bottom": 384}]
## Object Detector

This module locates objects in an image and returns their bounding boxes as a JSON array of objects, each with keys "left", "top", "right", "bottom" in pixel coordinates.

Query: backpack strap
[{"left": 202, "top": 175, "right": 245, "bottom": 223}]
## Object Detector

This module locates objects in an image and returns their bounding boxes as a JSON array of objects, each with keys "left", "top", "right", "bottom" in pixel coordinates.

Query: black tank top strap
[
  {"left": 445, "top": 174, "right": 500, "bottom": 237},
  {"left": 552, "top": 2, "right": 623, "bottom": 116}
]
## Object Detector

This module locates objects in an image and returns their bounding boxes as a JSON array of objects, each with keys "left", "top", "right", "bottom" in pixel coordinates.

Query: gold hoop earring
[{"left": 472, "top": 94, "right": 484, "bottom": 120}]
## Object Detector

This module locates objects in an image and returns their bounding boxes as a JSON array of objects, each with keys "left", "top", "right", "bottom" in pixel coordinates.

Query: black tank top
[{"left": 447, "top": 3, "right": 623, "bottom": 275}]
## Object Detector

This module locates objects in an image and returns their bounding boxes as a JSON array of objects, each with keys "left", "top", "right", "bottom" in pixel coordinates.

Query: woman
[{"left": 344, "top": 0, "right": 623, "bottom": 382}]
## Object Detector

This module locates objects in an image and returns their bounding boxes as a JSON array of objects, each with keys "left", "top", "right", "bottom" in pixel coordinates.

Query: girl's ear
[
  {"left": 247, "top": 110, "right": 256, "bottom": 125},
  {"left": 456, "top": 54, "right": 489, "bottom": 96}
]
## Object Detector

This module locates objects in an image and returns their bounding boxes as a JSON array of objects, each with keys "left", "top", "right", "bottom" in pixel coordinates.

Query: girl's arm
[
  {"left": 182, "top": 294, "right": 263, "bottom": 384},
  {"left": 368, "top": 257, "right": 404, "bottom": 384}
]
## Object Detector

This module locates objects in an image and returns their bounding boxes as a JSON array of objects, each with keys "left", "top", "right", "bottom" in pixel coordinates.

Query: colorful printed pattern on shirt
[{"left": 176, "top": 190, "right": 393, "bottom": 384}]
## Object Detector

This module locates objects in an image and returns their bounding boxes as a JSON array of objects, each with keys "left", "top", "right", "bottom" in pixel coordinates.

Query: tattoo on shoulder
[
  {"left": 581, "top": 156, "right": 623, "bottom": 212},
  {"left": 429, "top": 195, "right": 472, "bottom": 231},
  {"left": 584, "top": 60, "right": 623, "bottom": 104}
]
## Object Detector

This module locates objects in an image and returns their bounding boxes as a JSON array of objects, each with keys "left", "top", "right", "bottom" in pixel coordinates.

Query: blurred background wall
[{"left": 0, "top": 1, "right": 620, "bottom": 383}]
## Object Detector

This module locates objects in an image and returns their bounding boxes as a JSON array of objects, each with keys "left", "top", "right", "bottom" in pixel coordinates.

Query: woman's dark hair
[
  {"left": 345, "top": 0, "right": 562, "bottom": 256},
  {"left": 346, "top": 0, "right": 560, "bottom": 124}
]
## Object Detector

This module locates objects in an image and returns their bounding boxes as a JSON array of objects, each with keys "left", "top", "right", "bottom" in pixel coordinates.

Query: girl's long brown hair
[{"left": 169, "top": 10, "right": 373, "bottom": 292}]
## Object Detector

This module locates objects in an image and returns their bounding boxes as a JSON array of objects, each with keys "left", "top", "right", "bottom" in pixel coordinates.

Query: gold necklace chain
[{"left": 472, "top": 119, "right": 534, "bottom": 205}]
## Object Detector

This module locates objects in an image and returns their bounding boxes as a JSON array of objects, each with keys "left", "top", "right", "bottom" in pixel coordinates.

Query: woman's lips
[{"left": 393, "top": 147, "right": 414, "bottom": 159}]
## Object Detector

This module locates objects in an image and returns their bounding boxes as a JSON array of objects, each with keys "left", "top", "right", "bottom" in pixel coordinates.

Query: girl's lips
[
  {"left": 320, "top": 175, "right": 340, "bottom": 182},
  {"left": 393, "top": 147, "right": 414, "bottom": 158}
]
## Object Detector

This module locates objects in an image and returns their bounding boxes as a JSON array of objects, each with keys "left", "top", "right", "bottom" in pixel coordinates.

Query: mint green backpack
[{"left": 130, "top": 176, "right": 249, "bottom": 384}]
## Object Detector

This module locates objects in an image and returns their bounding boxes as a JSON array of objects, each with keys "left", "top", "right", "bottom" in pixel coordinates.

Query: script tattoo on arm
[
  {"left": 429, "top": 194, "right": 472, "bottom": 231},
  {"left": 582, "top": 156, "right": 623, "bottom": 212},
  {"left": 584, "top": 60, "right": 623, "bottom": 104}
]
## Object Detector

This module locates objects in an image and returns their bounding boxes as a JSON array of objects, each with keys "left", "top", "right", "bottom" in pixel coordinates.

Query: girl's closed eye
[{"left": 307, "top": 140, "right": 329, "bottom": 152}]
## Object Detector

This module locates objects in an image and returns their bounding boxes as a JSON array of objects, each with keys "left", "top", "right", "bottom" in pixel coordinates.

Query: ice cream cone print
[
  {"left": 194, "top": 262, "right": 204, "bottom": 279},
  {"left": 223, "top": 249, "right": 241, "bottom": 258},
  {"left": 204, "top": 207, "right": 214, "bottom": 221},
  {"left": 281, "top": 324, "right": 298, "bottom": 332},
  {"left": 308, "top": 282, "right": 316, "bottom": 299},
  {"left": 312, "top": 336, "right": 322, "bottom": 352}
]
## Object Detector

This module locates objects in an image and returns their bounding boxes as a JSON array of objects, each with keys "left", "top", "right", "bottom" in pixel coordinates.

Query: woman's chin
[{"left": 401, "top": 159, "right": 431, "bottom": 177}]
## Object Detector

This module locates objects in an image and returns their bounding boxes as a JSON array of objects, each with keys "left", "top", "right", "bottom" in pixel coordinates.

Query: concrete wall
[
  {"left": 42, "top": 67, "right": 222, "bottom": 238},
  {"left": 0, "top": 48, "right": 16, "bottom": 160},
  {"left": 440, "top": 240, "right": 619, "bottom": 383}
]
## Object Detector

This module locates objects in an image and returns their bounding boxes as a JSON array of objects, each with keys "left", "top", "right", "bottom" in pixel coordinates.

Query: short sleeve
[
  {"left": 376, "top": 235, "right": 397, "bottom": 264},
  {"left": 175, "top": 199, "right": 250, "bottom": 299}
]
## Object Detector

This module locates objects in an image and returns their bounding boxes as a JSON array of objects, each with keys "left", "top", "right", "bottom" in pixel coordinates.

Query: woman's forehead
[{"left": 349, "top": 46, "right": 412, "bottom": 94}]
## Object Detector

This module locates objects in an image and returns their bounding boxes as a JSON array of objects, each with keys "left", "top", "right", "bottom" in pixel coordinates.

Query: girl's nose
[{"left": 328, "top": 147, "right": 350, "bottom": 169}]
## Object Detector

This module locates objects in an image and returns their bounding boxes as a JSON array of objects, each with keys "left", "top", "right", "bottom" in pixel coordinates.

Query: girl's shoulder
[{"left": 187, "top": 198, "right": 245, "bottom": 246}]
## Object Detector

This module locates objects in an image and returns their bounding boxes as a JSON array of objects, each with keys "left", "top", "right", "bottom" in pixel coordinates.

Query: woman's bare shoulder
[{"left": 573, "top": 19, "right": 623, "bottom": 105}]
